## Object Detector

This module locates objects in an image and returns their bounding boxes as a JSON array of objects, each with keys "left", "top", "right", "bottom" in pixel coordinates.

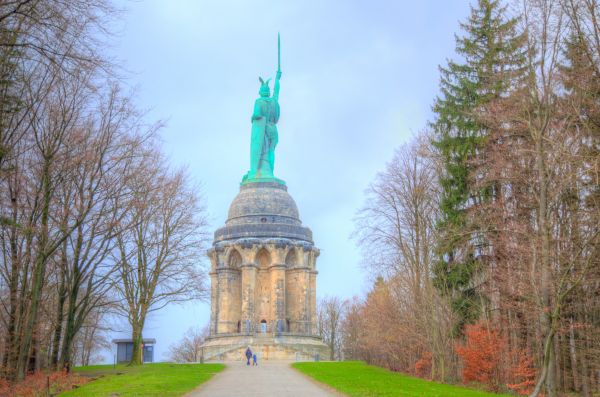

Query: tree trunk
[
  {"left": 51, "top": 266, "right": 67, "bottom": 368},
  {"left": 130, "top": 321, "right": 144, "bottom": 366},
  {"left": 569, "top": 318, "right": 580, "bottom": 392},
  {"left": 60, "top": 283, "right": 80, "bottom": 372},
  {"left": 580, "top": 337, "right": 591, "bottom": 397},
  {"left": 535, "top": 131, "right": 556, "bottom": 397},
  {"left": 3, "top": 194, "right": 21, "bottom": 380},
  {"left": 530, "top": 326, "right": 555, "bottom": 397},
  {"left": 16, "top": 162, "right": 52, "bottom": 380}
]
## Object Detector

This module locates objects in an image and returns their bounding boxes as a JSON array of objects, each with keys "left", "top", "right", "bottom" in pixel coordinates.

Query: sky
[{"left": 102, "top": 0, "right": 472, "bottom": 363}]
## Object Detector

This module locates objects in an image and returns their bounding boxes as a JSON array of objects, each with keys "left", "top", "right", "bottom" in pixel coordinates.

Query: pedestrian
[
  {"left": 253, "top": 353, "right": 258, "bottom": 366},
  {"left": 245, "top": 346, "right": 252, "bottom": 366}
]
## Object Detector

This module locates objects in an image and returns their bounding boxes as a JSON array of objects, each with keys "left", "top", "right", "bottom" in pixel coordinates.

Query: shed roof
[{"left": 112, "top": 338, "right": 156, "bottom": 344}]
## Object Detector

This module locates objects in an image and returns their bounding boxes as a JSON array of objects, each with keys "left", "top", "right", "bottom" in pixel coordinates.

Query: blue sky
[{"left": 104, "top": 0, "right": 471, "bottom": 363}]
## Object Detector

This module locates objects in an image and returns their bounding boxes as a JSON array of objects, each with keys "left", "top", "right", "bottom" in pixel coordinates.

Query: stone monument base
[{"left": 200, "top": 334, "right": 330, "bottom": 362}]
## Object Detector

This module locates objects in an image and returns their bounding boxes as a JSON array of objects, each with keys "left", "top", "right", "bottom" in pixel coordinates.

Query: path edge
[
  {"left": 183, "top": 363, "right": 228, "bottom": 397},
  {"left": 289, "top": 363, "right": 348, "bottom": 397}
]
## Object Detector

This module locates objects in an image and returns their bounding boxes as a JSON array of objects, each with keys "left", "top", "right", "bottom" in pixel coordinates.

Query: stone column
[
  {"left": 271, "top": 267, "right": 286, "bottom": 333},
  {"left": 240, "top": 263, "right": 257, "bottom": 334},
  {"left": 216, "top": 269, "right": 239, "bottom": 333},
  {"left": 207, "top": 249, "right": 219, "bottom": 335},
  {"left": 309, "top": 270, "right": 318, "bottom": 335},
  {"left": 209, "top": 271, "right": 218, "bottom": 335},
  {"left": 309, "top": 248, "right": 320, "bottom": 335},
  {"left": 270, "top": 247, "right": 288, "bottom": 334}
]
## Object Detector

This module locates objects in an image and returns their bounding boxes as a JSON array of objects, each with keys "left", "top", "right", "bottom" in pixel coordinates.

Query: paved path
[{"left": 186, "top": 360, "right": 338, "bottom": 397}]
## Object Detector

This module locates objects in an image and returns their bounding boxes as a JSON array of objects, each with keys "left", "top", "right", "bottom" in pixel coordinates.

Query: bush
[{"left": 455, "top": 322, "right": 504, "bottom": 391}]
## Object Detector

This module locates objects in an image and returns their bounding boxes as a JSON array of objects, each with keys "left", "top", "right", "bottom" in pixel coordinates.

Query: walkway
[{"left": 186, "top": 360, "right": 338, "bottom": 397}]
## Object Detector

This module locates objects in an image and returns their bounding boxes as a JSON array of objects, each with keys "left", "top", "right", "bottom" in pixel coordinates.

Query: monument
[{"left": 200, "top": 35, "right": 329, "bottom": 361}]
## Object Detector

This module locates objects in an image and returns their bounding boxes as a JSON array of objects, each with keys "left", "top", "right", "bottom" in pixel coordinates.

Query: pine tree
[{"left": 431, "top": 0, "right": 527, "bottom": 334}]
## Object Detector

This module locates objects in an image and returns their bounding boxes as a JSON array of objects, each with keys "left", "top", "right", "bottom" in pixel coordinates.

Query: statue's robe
[{"left": 249, "top": 96, "right": 279, "bottom": 178}]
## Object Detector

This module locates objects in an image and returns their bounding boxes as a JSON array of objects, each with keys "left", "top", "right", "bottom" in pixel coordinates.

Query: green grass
[
  {"left": 60, "top": 362, "right": 225, "bottom": 397},
  {"left": 293, "top": 361, "right": 514, "bottom": 397}
]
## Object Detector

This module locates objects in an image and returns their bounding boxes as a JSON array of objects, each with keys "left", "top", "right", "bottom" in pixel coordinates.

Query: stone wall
[
  {"left": 208, "top": 239, "right": 319, "bottom": 336},
  {"left": 201, "top": 334, "right": 330, "bottom": 362}
]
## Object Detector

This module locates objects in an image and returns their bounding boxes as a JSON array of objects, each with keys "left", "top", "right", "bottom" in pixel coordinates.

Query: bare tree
[
  {"left": 52, "top": 84, "right": 154, "bottom": 372},
  {"left": 5, "top": 66, "right": 101, "bottom": 381},
  {"left": 114, "top": 154, "right": 208, "bottom": 365},
  {"left": 317, "top": 296, "right": 347, "bottom": 361},
  {"left": 167, "top": 326, "right": 209, "bottom": 363},
  {"left": 70, "top": 306, "right": 111, "bottom": 367},
  {"left": 353, "top": 137, "right": 455, "bottom": 380},
  {"left": 0, "top": 0, "right": 123, "bottom": 382},
  {"left": 0, "top": 0, "right": 116, "bottom": 175}
]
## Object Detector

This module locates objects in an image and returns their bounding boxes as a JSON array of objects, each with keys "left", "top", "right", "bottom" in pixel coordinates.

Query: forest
[
  {"left": 0, "top": 0, "right": 209, "bottom": 386},
  {"left": 318, "top": 1, "right": 599, "bottom": 397}
]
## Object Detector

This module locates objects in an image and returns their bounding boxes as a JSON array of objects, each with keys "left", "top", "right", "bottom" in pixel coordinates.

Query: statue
[{"left": 242, "top": 34, "right": 285, "bottom": 185}]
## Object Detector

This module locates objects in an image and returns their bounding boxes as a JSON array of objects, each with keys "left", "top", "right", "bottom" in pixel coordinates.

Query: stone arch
[
  {"left": 284, "top": 248, "right": 299, "bottom": 267},
  {"left": 255, "top": 248, "right": 271, "bottom": 268},
  {"left": 228, "top": 249, "right": 242, "bottom": 269}
]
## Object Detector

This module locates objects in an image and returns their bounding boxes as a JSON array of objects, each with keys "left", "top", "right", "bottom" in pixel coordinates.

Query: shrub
[
  {"left": 455, "top": 322, "right": 504, "bottom": 390},
  {"left": 414, "top": 351, "right": 432, "bottom": 379},
  {"left": 507, "top": 350, "right": 538, "bottom": 395}
]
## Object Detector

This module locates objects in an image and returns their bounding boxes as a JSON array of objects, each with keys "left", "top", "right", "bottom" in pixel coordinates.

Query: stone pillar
[
  {"left": 216, "top": 269, "right": 239, "bottom": 333},
  {"left": 270, "top": 268, "right": 286, "bottom": 333},
  {"left": 309, "top": 248, "right": 319, "bottom": 335},
  {"left": 207, "top": 249, "right": 219, "bottom": 335},
  {"left": 240, "top": 263, "right": 257, "bottom": 334},
  {"left": 209, "top": 271, "right": 218, "bottom": 335},
  {"left": 270, "top": 247, "right": 287, "bottom": 334},
  {"left": 309, "top": 271, "right": 318, "bottom": 335}
]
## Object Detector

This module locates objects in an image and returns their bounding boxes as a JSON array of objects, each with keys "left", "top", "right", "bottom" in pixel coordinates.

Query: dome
[
  {"left": 226, "top": 182, "right": 300, "bottom": 226},
  {"left": 214, "top": 182, "right": 312, "bottom": 243}
]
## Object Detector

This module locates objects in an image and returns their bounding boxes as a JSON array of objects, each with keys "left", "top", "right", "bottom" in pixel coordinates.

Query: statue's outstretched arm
[{"left": 273, "top": 71, "right": 282, "bottom": 100}]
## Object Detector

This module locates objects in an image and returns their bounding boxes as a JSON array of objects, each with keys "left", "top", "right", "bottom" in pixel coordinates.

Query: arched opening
[
  {"left": 255, "top": 248, "right": 271, "bottom": 268},
  {"left": 228, "top": 249, "right": 242, "bottom": 269},
  {"left": 285, "top": 249, "right": 298, "bottom": 267},
  {"left": 260, "top": 319, "right": 267, "bottom": 333},
  {"left": 286, "top": 318, "right": 290, "bottom": 332},
  {"left": 237, "top": 320, "right": 241, "bottom": 333}
]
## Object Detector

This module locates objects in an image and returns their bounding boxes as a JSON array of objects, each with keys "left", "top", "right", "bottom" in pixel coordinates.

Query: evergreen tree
[{"left": 431, "top": 0, "right": 527, "bottom": 334}]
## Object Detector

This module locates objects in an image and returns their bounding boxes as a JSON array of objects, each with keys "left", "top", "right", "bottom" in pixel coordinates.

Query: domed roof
[
  {"left": 214, "top": 182, "right": 312, "bottom": 243},
  {"left": 226, "top": 182, "right": 300, "bottom": 226}
]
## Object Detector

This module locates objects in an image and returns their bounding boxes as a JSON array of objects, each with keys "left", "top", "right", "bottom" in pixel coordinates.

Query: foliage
[
  {"left": 293, "top": 361, "right": 513, "bottom": 397},
  {"left": 0, "top": 371, "right": 88, "bottom": 396},
  {"left": 506, "top": 351, "right": 537, "bottom": 396},
  {"left": 414, "top": 352, "right": 432, "bottom": 379},
  {"left": 430, "top": 0, "right": 527, "bottom": 335},
  {"left": 60, "top": 363, "right": 224, "bottom": 397},
  {"left": 352, "top": 139, "right": 456, "bottom": 381},
  {"left": 454, "top": 322, "right": 504, "bottom": 390},
  {"left": 349, "top": 1, "right": 600, "bottom": 396}
]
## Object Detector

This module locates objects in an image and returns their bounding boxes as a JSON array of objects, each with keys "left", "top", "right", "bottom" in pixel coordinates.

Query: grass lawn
[
  {"left": 59, "top": 362, "right": 225, "bottom": 397},
  {"left": 293, "top": 361, "right": 514, "bottom": 397}
]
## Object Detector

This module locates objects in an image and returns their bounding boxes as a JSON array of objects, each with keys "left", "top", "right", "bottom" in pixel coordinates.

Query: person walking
[
  {"left": 245, "top": 347, "right": 252, "bottom": 366},
  {"left": 252, "top": 353, "right": 258, "bottom": 366}
]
